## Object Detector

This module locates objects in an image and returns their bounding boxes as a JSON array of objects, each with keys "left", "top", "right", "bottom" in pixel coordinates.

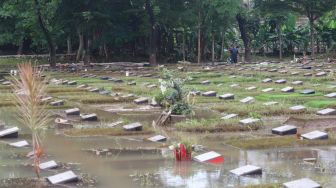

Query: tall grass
[{"left": 12, "top": 62, "right": 49, "bottom": 178}]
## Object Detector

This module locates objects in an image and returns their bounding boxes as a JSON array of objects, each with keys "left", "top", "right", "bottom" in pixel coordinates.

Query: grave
[
  {"left": 317, "top": 108, "right": 336, "bottom": 115},
  {"left": 50, "top": 100, "right": 64, "bottom": 106},
  {"left": 77, "top": 84, "right": 87, "bottom": 88},
  {"left": 65, "top": 108, "right": 80, "bottom": 115},
  {"left": 246, "top": 86, "right": 257, "bottom": 90},
  {"left": 240, "top": 96, "right": 255, "bottom": 104},
  {"left": 2, "top": 81, "right": 11, "bottom": 85},
  {"left": 230, "top": 84, "right": 239, "bottom": 87},
  {"left": 193, "top": 151, "right": 224, "bottom": 164},
  {"left": 9, "top": 140, "right": 29, "bottom": 148},
  {"left": 147, "top": 135, "right": 167, "bottom": 142},
  {"left": 272, "top": 125, "right": 297, "bottom": 135},
  {"left": 123, "top": 122, "right": 143, "bottom": 131},
  {"left": 134, "top": 97, "right": 148, "bottom": 104},
  {"left": 289, "top": 105, "right": 306, "bottom": 112},
  {"left": 147, "top": 84, "right": 157, "bottom": 88},
  {"left": 325, "top": 92, "right": 336, "bottom": 98},
  {"left": 300, "top": 89, "right": 315, "bottom": 94},
  {"left": 100, "top": 76, "right": 109, "bottom": 80},
  {"left": 281, "top": 86, "right": 294, "bottom": 92},
  {"left": 99, "top": 90, "right": 111, "bottom": 95},
  {"left": 292, "top": 81, "right": 303, "bottom": 85},
  {"left": 107, "top": 121, "right": 123, "bottom": 128},
  {"left": 39, "top": 160, "right": 58, "bottom": 170},
  {"left": 41, "top": 96, "right": 53, "bottom": 103},
  {"left": 80, "top": 113, "right": 98, "bottom": 121},
  {"left": 301, "top": 130, "right": 328, "bottom": 140},
  {"left": 47, "top": 170, "right": 78, "bottom": 185},
  {"left": 304, "top": 73, "right": 312, "bottom": 77},
  {"left": 221, "top": 114, "right": 238, "bottom": 119},
  {"left": 275, "top": 79, "right": 286, "bottom": 84},
  {"left": 262, "top": 78, "right": 272, "bottom": 83},
  {"left": 0, "top": 127, "right": 19, "bottom": 138},
  {"left": 61, "top": 80, "right": 69, "bottom": 85},
  {"left": 291, "top": 72, "right": 300, "bottom": 75},
  {"left": 67, "top": 81, "right": 77, "bottom": 85},
  {"left": 89, "top": 88, "right": 99, "bottom": 92},
  {"left": 283, "top": 178, "right": 321, "bottom": 188},
  {"left": 239, "top": 118, "right": 260, "bottom": 125},
  {"left": 316, "top": 72, "right": 326, "bottom": 77},
  {"left": 219, "top": 93, "right": 234, "bottom": 100},
  {"left": 230, "top": 165, "right": 262, "bottom": 176},
  {"left": 262, "top": 88, "right": 274, "bottom": 92},
  {"left": 263, "top": 101, "right": 278, "bottom": 106},
  {"left": 202, "top": 91, "right": 217, "bottom": 97},
  {"left": 127, "top": 81, "right": 136, "bottom": 85},
  {"left": 201, "top": 80, "right": 211, "bottom": 85}
]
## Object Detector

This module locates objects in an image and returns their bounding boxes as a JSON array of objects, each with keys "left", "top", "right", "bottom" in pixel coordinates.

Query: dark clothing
[{"left": 230, "top": 48, "right": 238, "bottom": 63}]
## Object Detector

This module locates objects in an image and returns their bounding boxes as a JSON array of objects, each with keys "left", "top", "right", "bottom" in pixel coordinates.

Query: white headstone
[
  {"left": 281, "top": 86, "right": 294, "bottom": 92},
  {"left": 272, "top": 125, "right": 297, "bottom": 135},
  {"left": 9, "top": 140, "right": 29, "bottom": 148},
  {"left": 148, "top": 135, "right": 167, "bottom": 142},
  {"left": 290, "top": 105, "right": 306, "bottom": 112},
  {"left": 123, "top": 122, "right": 143, "bottom": 131},
  {"left": 240, "top": 96, "right": 255, "bottom": 104},
  {"left": 230, "top": 165, "right": 262, "bottom": 176},
  {"left": 221, "top": 114, "right": 238, "bottom": 119},
  {"left": 325, "top": 92, "right": 336, "bottom": 98},
  {"left": 0, "top": 127, "right": 19, "bottom": 138},
  {"left": 301, "top": 130, "right": 328, "bottom": 140},
  {"left": 193, "top": 151, "right": 222, "bottom": 162},
  {"left": 219, "top": 93, "right": 234, "bottom": 100},
  {"left": 47, "top": 170, "right": 78, "bottom": 185},
  {"left": 283, "top": 178, "right": 321, "bottom": 188},
  {"left": 39, "top": 160, "right": 58, "bottom": 170},
  {"left": 317, "top": 108, "right": 336, "bottom": 115},
  {"left": 263, "top": 101, "right": 278, "bottom": 106},
  {"left": 240, "top": 118, "right": 260, "bottom": 125},
  {"left": 262, "top": 88, "right": 274, "bottom": 92}
]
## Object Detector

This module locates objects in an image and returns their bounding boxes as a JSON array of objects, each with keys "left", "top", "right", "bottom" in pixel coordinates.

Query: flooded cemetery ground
[{"left": 1, "top": 60, "right": 336, "bottom": 187}]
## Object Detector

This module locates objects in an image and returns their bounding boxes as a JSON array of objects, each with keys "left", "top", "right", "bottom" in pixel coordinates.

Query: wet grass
[
  {"left": 64, "top": 127, "right": 154, "bottom": 137},
  {"left": 175, "top": 118, "right": 261, "bottom": 132},
  {"left": 225, "top": 135, "right": 336, "bottom": 150}
]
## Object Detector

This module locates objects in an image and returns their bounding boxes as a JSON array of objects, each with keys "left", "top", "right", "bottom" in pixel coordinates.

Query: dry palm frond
[{"left": 12, "top": 62, "right": 49, "bottom": 178}]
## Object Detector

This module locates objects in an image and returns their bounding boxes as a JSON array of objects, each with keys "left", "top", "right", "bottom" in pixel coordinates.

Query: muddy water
[{"left": 1, "top": 107, "right": 336, "bottom": 187}]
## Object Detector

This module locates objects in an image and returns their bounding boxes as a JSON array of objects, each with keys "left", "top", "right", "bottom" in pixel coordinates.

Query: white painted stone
[
  {"left": 9, "top": 140, "right": 29, "bottom": 148},
  {"left": 281, "top": 86, "right": 294, "bottom": 92},
  {"left": 275, "top": 79, "right": 286, "bottom": 84},
  {"left": 240, "top": 118, "right": 260, "bottom": 125},
  {"left": 290, "top": 105, "right": 306, "bottom": 112},
  {"left": 283, "top": 178, "right": 321, "bottom": 188},
  {"left": 107, "top": 121, "right": 123, "bottom": 128},
  {"left": 67, "top": 81, "right": 77, "bottom": 85},
  {"left": 262, "top": 78, "right": 272, "bottom": 83},
  {"left": 301, "top": 130, "right": 328, "bottom": 140},
  {"left": 147, "top": 84, "right": 157, "bottom": 88},
  {"left": 202, "top": 91, "right": 217, "bottom": 97},
  {"left": 230, "top": 165, "right": 262, "bottom": 176},
  {"left": 325, "top": 92, "right": 336, "bottom": 98},
  {"left": 41, "top": 96, "right": 53, "bottom": 102},
  {"left": 80, "top": 113, "right": 97, "bottom": 121},
  {"left": 134, "top": 97, "right": 148, "bottom": 104},
  {"left": 317, "top": 108, "right": 336, "bottom": 115},
  {"left": 47, "top": 170, "right": 78, "bottom": 185},
  {"left": 300, "top": 89, "right": 315, "bottom": 94},
  {"left": 39, "top": 160, "right": 58, "bottom": 170},
  {"left": 193, "top": 151, "right": 222, "bottom": 162},
  {"left": 201, "top": 80, "right": 211, "bottom": 85},
  {"left": 316, "top": 72, "right": 326, "bottom": 77},
  {"left": 218, "top": 93, "right": 234, "bottom": 100},
  {"left": 246, "top": 86, "right": 257, "bottom": 90},
  {"left": 148, "top": 135, "right": 167, "bottom": 142},
  {"left": 221, "top": 114, "right": 238, "bottom": 119},
  {"left": 291, "top": 72, "right": 300, "bottom": 75},
  {"left": 50, "top": 100, "right": 64, "bottom": 106},
  {"left": 89, "top": 88, "right": 99, "bottom": 92},
  {"left": 263, "top": 101, "right": 278, "bottom": 106},
  {"left": 123, "top": 122, "right": 143, "bottom": 131},
  {"left": 272, "top": 125, "right": 297, "bottom": 135},
  {"left": 65, "top": 108, "right": 80, "bottom": 115},
  {"left": 0, "top": 127, "right": 19, "bottom": 138},
  {"left": 240, "top": 96, "right": 255, "bottom": 104},
  {"left": 292, "top": 81, "right": 303, "bottom": 85},
  {"left": 77, "top": 84, "right": 87, "bottom": 88},
  {"left": 304, "top": 73, "right": 313, "bottom": 76},
  {"left": 230, "top": 84, "right": 239, "bottom": 87},
  {"left": 262, "top": 88, "right": 274, "bottom": 92}
]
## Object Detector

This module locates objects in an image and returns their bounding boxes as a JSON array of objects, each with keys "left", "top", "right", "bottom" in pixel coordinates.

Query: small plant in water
[{"left": 12, "top": 62, "right": 49, "bottom": 178}]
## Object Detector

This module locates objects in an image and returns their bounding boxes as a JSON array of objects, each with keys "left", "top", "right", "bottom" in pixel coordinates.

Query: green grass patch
[
  {"left": 225, "top": 136, "right": 336, "bottom": 150},
  {"left": 305, "top": 99, "right": 336, "bottom": 108}
]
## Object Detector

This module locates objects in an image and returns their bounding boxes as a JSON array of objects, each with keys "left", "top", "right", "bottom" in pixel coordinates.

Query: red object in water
[
  {"left": 207, "top": 156, "right": 225, "bottom": 164},
  {"left": 174, "top": 144, "right": 192, "bottom": 161}
]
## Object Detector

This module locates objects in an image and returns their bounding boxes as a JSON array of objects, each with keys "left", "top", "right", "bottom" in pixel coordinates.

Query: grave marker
[
  {"left": 281, "top": 86, "right": 294, "bottom": 92},
  {"left": 221, "top": 114, "right": 238, "bottom": 119},
  {"left": 0, "top": 127, "right": 19, "bottom": 138},
  {"left": 219, "top": 93, "right": 234, "bottom": 100},
  {"left": 47, "top": 170, "right": 78, "bottom": 185},
  {"left": 230, "top": 165, "right": 262, "bottom": 176},
  {"left": 80, "top": 113, "right": 98, "bottom": 121},
  {"left": 272, "top": 125, "right": 297, "bottom": 135},
  {"left": 134, "top": 97, "right": 148, "bottom": 104},
  {"left": 202, "top": 91, "right": 217, "bottom": 97},
  {"left": 240, "top": 96, "right": 255, "bottom": 104},
  {"left": 65, "top": 108, "right": 80, "bottom": 115},
  {"left": 283, "top": 178, "right": 321, "bottom": 188},
  {"left": 193, "top": 151, "right": 224, "bottom": 164},
  {"left": 147, "top": 135, "right": 167, "bottom": 142},
  {"left": 9, "top": 140, "right": 29, "bottom": 148},
  {"left": 123, "top": 122, "right": 143, "bottom": 131},
  {"left": 262, "top": 88, "right": 274, "bottom": 92},
  {"left": 317, "top": 108, "right": 336, "bottom": 115},
  {"left": 39, "top": 160, "right": 58, "bottom": 170},
  {"left": 240, "top": 118, "right": 260, "bottom": 125},
  {"left": 301, "top": 130, "right": 328, "bottom": 140}
]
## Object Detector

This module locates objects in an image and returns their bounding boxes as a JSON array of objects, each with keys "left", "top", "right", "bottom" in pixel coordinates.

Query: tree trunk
[
  {"left": 309, "top": 19, "right": 315, "bottom": 58},
  {"left": 182, "top": 32, "right": 186, "bottom": 61},
  {"left": 236, "top": 13, "right": 251, "bottom": 62},
  {"left": 211, "top": 33, "right": 215, "bottom": 64},
  {"left": 33, "top": 0, "right": 56, "bottom": 67},
  {"left": 145, "top": 0, "right": 158, "bottom": 66},
  {"left": 76, "top": 29, "right": 84, "bottom": 62},
  {"left": 197, "top": 10, "right": 201, "bottom": 65},
  {"left": 67, "top": 36, "right": 72, "bottom": 54},
  {"left": 84, "top": 38, "right": 91, "bottom": 65},
  {"left": 104, "top": 43, "right": 109, "bottom": 61},
  {"left": 17, "top": 39, "right": 24, "bottom": 55},
  {"left": 220, "top": 32, "right": 225, "bottom": 61},
  {"left": 277, "top": 24, "right": 283, "bottom": 60}
]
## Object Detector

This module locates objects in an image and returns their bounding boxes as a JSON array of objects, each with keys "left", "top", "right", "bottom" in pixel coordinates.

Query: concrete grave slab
[
  {"left": 325, "top": 92, "right": 336, "bottom": 98},
  {"left": 301, "top": 130, "right": 328, "bottom": 140},
  {"left": 230, "top": 165, "right": 262, "bottom": 176},
  {"left": 283, "top": 178, "right": 321, "bottom": 188},
  {"left": 240, "top": 96, "right": 255, "bottom": 104},
  {"left": 275, "top": 79, "right": 286, "bottom": 84},
  {"left": 0, "top": 127, "right": 19, "bottom": 138},
  {"left": 123, "top": 122, "right": 143, "bottom": 131},
  {"left": 272, "top": 125, "right": 297, "bottom": 135},
  {"left": 263, "top": 101, "right": 278, "bottom": 106},
  {"left": 65, "top": 108, "right": 80, "bottom": 115},
  {"left": 292, "top": 81, "right": 303, "bottom": 85},
  {"left": 50, "top": 100, "right": 64, "bottom": 106},
  {"left": 221, "top": 114, "right": 238, "bottom": 119},
  {"left": 9, "top": 140, "right": 29, "bottom": 148},
  {"left": 47, "top": 170, "right": 78, "bottom": 185},
  {"left": 316, "top": 72, "right": 326, "bottom": 77},
  {"left": 317, "top": 108, "right": 336, "bottom": 115},
  {"left": 281, "top": 86, "right": 294, "bottom": 92},
  {"left": 80, "top": 113, "right": 97, "bottom": 121},
  {"left": 290, "top": 105, "right": 306, "bottom": 112},
  {"left": 202, "top": 91, "right": 217, "bottom": 97},
  {"left": 246, "top": 86, "right": 257, "bottom": 90},
  {"left": 134, "top": 97, "right": 149, "bottom": 104},
  {"left": 147, "top": 135, "right": 167, "bottom": 142},
  {"left": 39, "top": 160, "right": 58, "bottom": 170},
  {"left": 201, "top": 80, "right": 211, "bottom": 85},
  {"left": 240, "top": 118, "right": 260, "bottom": 125},
  {"left": 193, "top": 151, "right": 223, "bottom": 164},
  {"left": 301, "top": 89, "right": 315, "bottom": 94},
  {"left": 262, "top": 88, "right": 274, "bottom": 92},
  {"left": 219, "top": 93, "right": 234, "bottom": 100},
  {"left": 262, "top": 78, "right": 272, "bottom": 83}
]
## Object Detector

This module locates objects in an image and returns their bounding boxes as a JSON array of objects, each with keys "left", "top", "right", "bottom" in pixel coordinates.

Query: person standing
[{"left": 230, "top": 46, "right": 239, "bottom": 63}]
